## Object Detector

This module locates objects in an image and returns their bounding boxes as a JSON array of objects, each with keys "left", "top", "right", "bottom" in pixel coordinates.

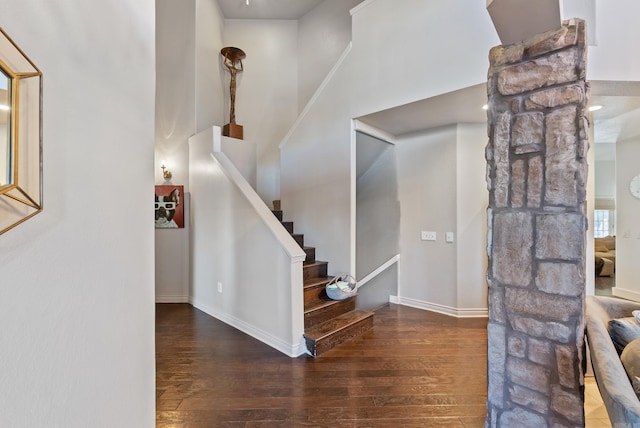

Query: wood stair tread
[
  {"left": 276, "top": 207, "right": 373, "bottom": 356},
  {"left": 303, "top": 260, "right": 327, "bottom": 267},
  {"left": 303, "top": 309, "right": 373, "bottom": 342},
  {"left": 303, "top": 276, "right": 332, "bottom": 288},
  {"left": 304, "top": 297, "right": 347, "bottom": 314}
]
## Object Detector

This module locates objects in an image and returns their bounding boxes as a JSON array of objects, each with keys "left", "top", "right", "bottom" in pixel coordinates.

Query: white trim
[
  {"left": 191, "top": 298, "right": 307, "bottom": 358},
  {"left": 155, "top": 295, "right": 190, "bottom": 303},
  {"left": 389, "top": 295, "right": 488, "bottom": 318},
  {"left": 612, "top": 287, "right": 640, "bottom": 303},
  {"left": 279, "top": 43, "right": 352, "bottom": 149},
  {"left": 350, "top": 0, "right": 380, "bottom": 16},
  {"left": 350, "top": 120, "right": 357, "bottom": 276},
  {"left": 358, "top": 254, "right": 400, "bottom": 288},
  {"left": 354, "top": 119, "right": 396, "bottom": 145}
]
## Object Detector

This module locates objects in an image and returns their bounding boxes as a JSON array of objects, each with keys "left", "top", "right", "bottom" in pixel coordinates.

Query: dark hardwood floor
[{"left": 156, "top": 303, "right": 488, "bottom": 427}]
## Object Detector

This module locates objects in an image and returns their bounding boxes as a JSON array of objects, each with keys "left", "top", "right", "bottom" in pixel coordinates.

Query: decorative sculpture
[{"left": 221, "top": 46, "right": 246, "bottom": 139}]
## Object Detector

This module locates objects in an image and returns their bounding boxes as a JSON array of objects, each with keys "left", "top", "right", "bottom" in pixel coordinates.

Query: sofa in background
[
  {"left": 586, "top": 295, "right": 640, "bottom": 425},
  {"left": 595, "top": 235, "right": 616, "bottom": 277}
]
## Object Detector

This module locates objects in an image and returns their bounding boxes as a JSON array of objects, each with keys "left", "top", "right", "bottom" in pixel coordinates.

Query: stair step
[
  {"left": 291, "top": 233, "right": 304, "bottom": 247},
  {"left": 303, "top": 246, "right": 315, "bottom": 263},
  {"left": 281, "top": 221, "right": 294, "bottom": 233},
  {"left": 303, "top": 261, "right": 327, "bottom": 280},
  {"left": 303, "top": 276, "right": 331, "bottom": 304},
  {"left": 304, "top": 309, "right": 374, "bottom": 357},
  {"left": 272, "top": 210, "right": 283, "bottom": 221},
  {"left": 304, "top": 297, "right": 356, "bottom": 329}
]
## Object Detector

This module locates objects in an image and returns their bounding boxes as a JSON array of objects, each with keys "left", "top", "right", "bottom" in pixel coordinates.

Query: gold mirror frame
[{"left": 0, "top": 28, "right": 43, "bottom": 235}]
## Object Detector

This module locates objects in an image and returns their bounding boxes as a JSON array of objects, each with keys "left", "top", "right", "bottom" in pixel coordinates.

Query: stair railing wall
[{"left": 189, "top": 126, "right": 307, "bottom": 357}]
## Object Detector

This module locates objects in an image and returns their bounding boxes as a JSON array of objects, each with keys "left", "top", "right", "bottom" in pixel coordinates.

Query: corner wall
[
  {"left": 155, "top": 0, "right": 225, "bottom": 302},
  {"left": 0, "top": 1, "right": 156, "bottom": 426},
  {"left": 614, "top": 137, "right": 640, "bottom": 298},
  {"left": 393, "top": 124, "right": 488, "bottom": 315}
]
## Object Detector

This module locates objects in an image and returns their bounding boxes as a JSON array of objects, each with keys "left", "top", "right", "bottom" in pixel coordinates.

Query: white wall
[
  {"left": 356, "top": 132, "right": 399, "bottom": 309},
  {"left": 588, "top": 0, "right": 640, "bottom": 82},
  {"left": 297, "top": 0, "right": 362, "bottom": 111},
  {"left": 156, "top": 0, "right": 225, "bottom": 189},
  {"left": 395, "top": 126, "right": 458, "bottom": 309},
  {"left": 223, "top": 19, "right": 298, "bottom": 205},
  {"left": 350, "top": 0, "right": 499, "bottom": 118},
  {"left": 155, "top": 196, "right": 191, "bottom": 303},
  {"left": 595, "top": 160, "right": 616, "bottom": 201},
  {"left": 196, "top": 0, "right": 226, "bottom": 133},
  {"left": 280, "top": 53, "right": 353, "bottom": 275},
  {"left": 613, "top": 137, "right": 640, "bottom": 299},
  {"left": 155, "top": 0, "right": 196, "bottom": 188},
  {"left": 0, "top": 1, "right": 156, "bottom": 426}
]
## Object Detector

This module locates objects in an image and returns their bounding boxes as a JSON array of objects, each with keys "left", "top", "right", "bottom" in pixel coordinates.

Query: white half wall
[
  {"left": 0, "top": 1, "right": 156, "bottom": 426},
  {"left": 189, "top": 127, "right": 306, "bottom": 356}
]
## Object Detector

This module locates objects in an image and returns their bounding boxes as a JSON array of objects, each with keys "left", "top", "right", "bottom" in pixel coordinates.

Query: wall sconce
[{"left": 161, "top": 160, "right": 172, "bottom": 180}]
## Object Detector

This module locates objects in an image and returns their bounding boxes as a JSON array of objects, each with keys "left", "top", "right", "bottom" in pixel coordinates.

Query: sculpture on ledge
[{"left": 221, "top": 46, "right": 246, "bottom": 139}]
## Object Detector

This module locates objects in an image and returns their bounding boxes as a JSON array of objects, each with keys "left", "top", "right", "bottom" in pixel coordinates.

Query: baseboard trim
[
  {"left": 156, "top": 295, "right": 190, "bottom": 303},
  {"left": 190, "top": 298, "right": 307, "bottom": 358},
  {"left": 612, "top": 287, "right": 640, "bottom": 302},
  {"left": 389, "top": 296, "right": 488, "bottom": 318}
]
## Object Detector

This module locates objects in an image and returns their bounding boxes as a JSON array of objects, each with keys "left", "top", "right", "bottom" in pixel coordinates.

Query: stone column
[{"left": 485, "top": 19, "right": 589, "bottom": 428}]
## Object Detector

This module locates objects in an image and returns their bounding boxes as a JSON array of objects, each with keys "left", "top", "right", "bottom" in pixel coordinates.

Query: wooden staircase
[{"left": 273, "top": 209, "right": 374, "bottom": 357}]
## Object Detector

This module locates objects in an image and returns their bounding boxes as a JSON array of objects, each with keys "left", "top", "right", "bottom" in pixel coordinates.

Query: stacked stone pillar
[{"left": 485, "top": 19, "right": 589, "bottom": 427}]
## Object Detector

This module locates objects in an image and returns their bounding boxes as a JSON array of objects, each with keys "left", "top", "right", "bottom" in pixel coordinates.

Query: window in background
[{"left": 594, "top": 210, "right": 615, "bottom": 238}]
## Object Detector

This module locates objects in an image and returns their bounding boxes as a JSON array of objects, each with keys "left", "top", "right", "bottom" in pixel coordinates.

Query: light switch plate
[
  {"left": 421, "top": 231, "right": 437, "bottom": 241},
  {"left": 446, "top": 232, "right": 454, "bottom": 243}
]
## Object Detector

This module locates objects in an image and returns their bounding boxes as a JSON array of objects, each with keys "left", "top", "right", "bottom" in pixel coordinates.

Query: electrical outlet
[
  {"left": 421, "top": 231, "right": 437, "bottom": 241},
  {"left": 217, "top": 282, "right": 222, "bottom": 293}
]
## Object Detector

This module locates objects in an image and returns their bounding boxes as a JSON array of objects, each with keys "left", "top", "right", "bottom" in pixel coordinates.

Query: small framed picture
[{"left": 155, "top": 185, "right": 184, "bottom": 228}]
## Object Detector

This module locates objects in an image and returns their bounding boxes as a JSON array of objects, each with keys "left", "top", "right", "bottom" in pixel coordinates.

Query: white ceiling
[
  {"left": 356, "top": 81, "right": 640, "bottom": 153},
  {"left": 217, "top": 0, "right": 324, "bottom": 19}
]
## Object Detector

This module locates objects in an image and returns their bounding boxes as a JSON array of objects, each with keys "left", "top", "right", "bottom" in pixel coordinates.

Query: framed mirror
[{"left": 0, "top": 28, "right": 42, "bottom": 235}]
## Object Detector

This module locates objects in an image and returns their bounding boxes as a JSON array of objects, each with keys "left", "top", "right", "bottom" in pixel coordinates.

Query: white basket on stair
[{"left": 325, "top": 274, "right": 357, "bottom": 300}]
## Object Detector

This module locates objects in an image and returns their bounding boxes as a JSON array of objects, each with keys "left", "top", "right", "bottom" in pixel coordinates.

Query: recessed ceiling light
[
  {"left": 589, "top": 105, "right": 603, "bottom": 112},
  {"left": 482, "top": 104, "right": 489, "bottom": 110}
]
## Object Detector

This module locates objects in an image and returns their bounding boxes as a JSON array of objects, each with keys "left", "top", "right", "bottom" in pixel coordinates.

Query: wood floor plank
[{"left": 156, "top": 303, "right": 488, "bottom": 426}]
